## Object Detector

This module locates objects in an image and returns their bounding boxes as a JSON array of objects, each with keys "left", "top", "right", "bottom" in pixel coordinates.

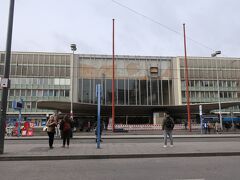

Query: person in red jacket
[{"left": 60, "top": 114, "right": 73, "bottom": 148}]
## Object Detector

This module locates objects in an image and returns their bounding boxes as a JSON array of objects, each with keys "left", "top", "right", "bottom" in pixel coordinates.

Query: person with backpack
[
  {"left": 162, "top": 112, "right": 174, "bottom": 148},
  {"left": 60, "top": 114, "right": 73, "bottom": 148}
]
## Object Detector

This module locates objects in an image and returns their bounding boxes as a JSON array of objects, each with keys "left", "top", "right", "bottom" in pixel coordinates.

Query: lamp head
[
  {"left": 211, "top": 51, "right": 221, "bottom": 57},
  {"left": 70, "top": 44, "right": 77, "bottom": 51}
]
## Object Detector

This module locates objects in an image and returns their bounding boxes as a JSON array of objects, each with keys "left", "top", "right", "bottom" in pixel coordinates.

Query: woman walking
[
  {"left": 60, "top": 114, "right": 73, "bottom": 148},
  {"left": 46, "top": 115, "right": 57, "bottom": 149}
]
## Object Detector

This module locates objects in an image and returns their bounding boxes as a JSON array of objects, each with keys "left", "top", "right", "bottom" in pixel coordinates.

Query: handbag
[{"left": 43, "top": 126, "right": 48, "bottom": 132}]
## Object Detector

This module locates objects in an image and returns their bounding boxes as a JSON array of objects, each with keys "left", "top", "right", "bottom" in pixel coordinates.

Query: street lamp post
[
  {"left": 70, "top": 44, "right": 77, "bottom": 120},
  {"left": 0, "top": 0, "right": 15, "bottom": 154},
  {"left": 211, "top": 51, "right": 223, "bottom": 130}
]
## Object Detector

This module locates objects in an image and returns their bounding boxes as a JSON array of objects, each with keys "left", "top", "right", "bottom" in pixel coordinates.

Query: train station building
[{"left": 1, "top": 51, "right": 240, "bottom": 127}]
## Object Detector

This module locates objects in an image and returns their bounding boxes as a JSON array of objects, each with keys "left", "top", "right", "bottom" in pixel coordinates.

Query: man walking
[{"left": 162, "top": 112, "right": 174, "bottom": 148}]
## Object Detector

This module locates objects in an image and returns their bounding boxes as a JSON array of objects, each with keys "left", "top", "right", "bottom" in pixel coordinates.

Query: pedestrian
[
  {"left": 215, "top": 121, "right": 219, "bottom": 133},
  {"left": 208, "top": 123, "right": 212, "bottom": 134},
  {"left": 87, "top": 120, "right": 91, "bottom": 132},
  {"left": 184, "top": 120, "right": 187, "bottom": 130},
  {"left": 204, "top": 122, "right": 208, "bottom": 134},
  {"left": 60, "top": 114, "right": 73, "bottom": 148},
  {"left": 54, "top": 115, "right": 61, "bottom": 138},
  {"left": 46, "top": 115, "right": 57, "bottom": 149},
  {"left": 162, "top": 112, "right": 174, "bottom": 147}
]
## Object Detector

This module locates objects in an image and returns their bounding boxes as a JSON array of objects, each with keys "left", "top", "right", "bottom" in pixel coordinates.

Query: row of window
[
  {"left": 9, "top": 89, "right": 70, "bottom": 97},
  {"left": 10, "top": 78, "right": 70, "bottom": 86},
  {"left": 0, "top": 64, "right": 71, "bottom": 77},
  {"left": 182, "top": 91, "right": 238, "bottom": 99},
  {"left": 180, "top": 58, "right": 240, "bottom": 69},
  {"left": 180, "top": 68, "right": 240, "bottom": 80},
  {"left": 8, "top": 101, "right": 37, "bottom": 110},
  {"left": 0, "top": 53, "right": 71, "bottom": 65},
  {"left": 182, "top": 80, "right": 239, "bottom": 88},
  {"left": 79, "top": 78, "right": 172, "bottom": 105}
]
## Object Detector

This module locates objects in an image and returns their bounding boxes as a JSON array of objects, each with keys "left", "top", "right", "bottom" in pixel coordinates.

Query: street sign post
[
  {"left": 199, "top": 105, "right": 203, "bottom": 134},
  {"left": 13, "top": 99, "right": 24, "bottom": 137},
  {"left": 96, "top": 84, "right": 101, "bottom": 149}
]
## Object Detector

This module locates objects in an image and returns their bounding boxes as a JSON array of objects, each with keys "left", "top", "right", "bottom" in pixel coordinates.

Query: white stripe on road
[{"left": 177, "top": 179, "right": 205, "bottom": 180}]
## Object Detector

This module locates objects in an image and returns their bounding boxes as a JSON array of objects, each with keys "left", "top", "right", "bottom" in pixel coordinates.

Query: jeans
[
  {"left": 163, "top": 130, "right": 173, "bottom": 146},
  {"left": 47, "top": 132, "right": 55, "bottom": 148},
  {"left": 62, "top": 130, "right": 71, "bottom": 146}
]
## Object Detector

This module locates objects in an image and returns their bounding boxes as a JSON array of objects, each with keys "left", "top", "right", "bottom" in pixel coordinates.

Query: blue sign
[
  {"left": 12, "top": 98, "right": 24, "bottom": 110},
  {"left": 12, "top": 98, "right": 24, "bottom": 137}
]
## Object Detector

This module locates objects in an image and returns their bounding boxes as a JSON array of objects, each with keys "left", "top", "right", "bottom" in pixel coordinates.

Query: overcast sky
[{"left": 0, "top": 0, "right": 239, "bottom": 57}]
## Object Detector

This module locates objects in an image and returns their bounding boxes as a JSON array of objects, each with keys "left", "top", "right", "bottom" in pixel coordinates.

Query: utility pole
[
  {"left": 70, "top": 44, "right": 77, "bottom": 120},
  {"left": 0, "top": 0, "right": 15, "bottom": 154}
]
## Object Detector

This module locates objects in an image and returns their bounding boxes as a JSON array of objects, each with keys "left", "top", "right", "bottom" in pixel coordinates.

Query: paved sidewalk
[{"left": 1, "top": 134, "right": 240, "bottom": 161}]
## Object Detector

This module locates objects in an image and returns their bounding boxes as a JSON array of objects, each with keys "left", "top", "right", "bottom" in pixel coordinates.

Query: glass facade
[
  {"left": 78, "top": 79, "right": 172, "bottom": 106},
  {"left": 77, "top": 55, "right": 174, "bottom": 106}
]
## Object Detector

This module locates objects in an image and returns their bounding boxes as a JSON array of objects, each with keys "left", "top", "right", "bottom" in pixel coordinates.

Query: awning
[{"left": 37, "top": 100, "right": 240, "bottom": 117}]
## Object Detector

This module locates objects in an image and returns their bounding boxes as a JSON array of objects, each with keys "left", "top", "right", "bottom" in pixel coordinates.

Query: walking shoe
[
  {"left": 170, "top": 145, "right": 174, "bottom": 147},
  {"left": 163, "top": 145, "right": 167, "bottom": 148}
]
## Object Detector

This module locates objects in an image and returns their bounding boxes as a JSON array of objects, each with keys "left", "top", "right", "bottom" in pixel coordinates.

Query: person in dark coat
[
  {"left": 162, "top": 112, "right": 174, "bottom": 148},
  {"left": 60, "top": 114, "right": 73, "bottom": 148}
]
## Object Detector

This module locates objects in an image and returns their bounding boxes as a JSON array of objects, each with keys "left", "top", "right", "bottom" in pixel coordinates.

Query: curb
[
  {"left": 1, "top": 152, "right": 240, "bottom": 161},
  {"left": 5, "top": 134, "right": 240, "bottom": 140}
]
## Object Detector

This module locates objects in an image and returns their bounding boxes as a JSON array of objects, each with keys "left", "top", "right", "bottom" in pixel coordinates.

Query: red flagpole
[
  {"left": 112, "top": 19, "right": 115, "bottom": 131},
  {"left": 183, "top": 23, "right": 191, "bottom": 132}
]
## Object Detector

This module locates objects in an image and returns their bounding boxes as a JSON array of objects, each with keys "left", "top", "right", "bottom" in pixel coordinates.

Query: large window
[
  {"left": 78, "top": 79, "right": 82, "bottom": 102},
  {"left": 118, "top": 80, "right": 124, "bottom": 104},
  {"left": 106, "top": 79, "right": 112, "bottom": 104},
  {"left": 83, "top": 79, "right": 90, "bottom": 103},
  {"left": 140, "top": 80, "right": 147, "bottom": 105},
  {"left": 162, "top": 80, "right": 169, "bottom": 105},
  {"left": 129, "top": 80, "right": 136, "bottom": 105},
  {"left": 78, "top": 78, "right": 172, "bottom": 106},
  {"left": 152, "top": 80, "right": 158, "bottom": 105}
]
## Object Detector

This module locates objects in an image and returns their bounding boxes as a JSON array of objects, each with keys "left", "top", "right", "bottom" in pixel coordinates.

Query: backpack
[
  {"left": 63, "top": 122, "right": 71, "bottom": 132},
  {"left": 165, "top": 117, "right": 174, "bottom": 130}
]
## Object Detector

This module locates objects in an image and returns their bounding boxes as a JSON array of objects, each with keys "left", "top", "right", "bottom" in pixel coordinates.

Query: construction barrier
[{"left": 107, "top": 124, "right": 201, "bottom": 131}]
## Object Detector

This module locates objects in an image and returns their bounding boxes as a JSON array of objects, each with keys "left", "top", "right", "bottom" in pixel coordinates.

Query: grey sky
[{"left": 0, "top": 0, "right": 239, "bottom": 57}]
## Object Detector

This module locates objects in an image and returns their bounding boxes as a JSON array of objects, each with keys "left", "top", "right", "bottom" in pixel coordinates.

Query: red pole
[
  {"left": 112, "top": 19, "right": 115, "bottom": 131},
  {"left": 183, "top": 23, "right": 191, "bottom": 132}
]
